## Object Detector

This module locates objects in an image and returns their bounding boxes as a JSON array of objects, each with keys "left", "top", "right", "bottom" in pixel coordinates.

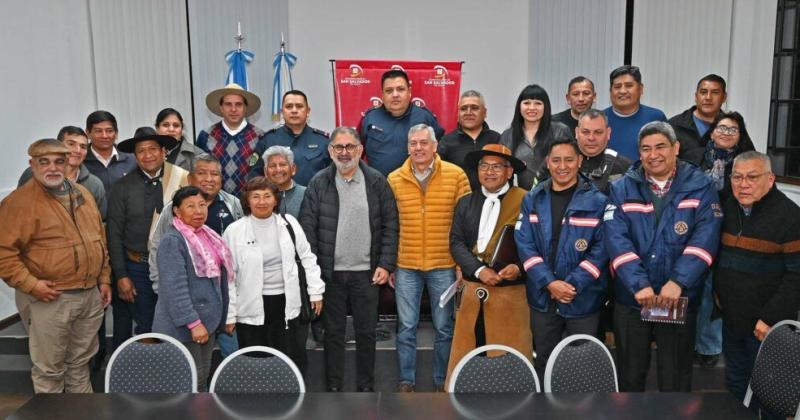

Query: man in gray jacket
[{"left": 300, "top": 126, "right": 399, "bottom": 392}]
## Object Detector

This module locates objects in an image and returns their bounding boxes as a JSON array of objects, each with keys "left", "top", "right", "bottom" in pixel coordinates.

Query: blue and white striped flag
[
  {"left": 272, "top": 40, "right": 297, "bottom": 122},
  {"left": 225, "top": 49, "right": 255, "bottom": 90}
]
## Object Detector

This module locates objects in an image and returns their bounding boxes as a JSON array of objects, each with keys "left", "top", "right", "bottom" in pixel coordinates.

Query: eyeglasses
[
  {"left": 478, "top": 162, "right": 510, "bottom": 172},
  {"left": 730, "top": 172, "right": 768, "bottom": 184},
  {"left": 329, "top": 144, "right": 359, "bottom": 153},
  {"left": 714, "top": 125, "right": 739, "bottom": 135}
]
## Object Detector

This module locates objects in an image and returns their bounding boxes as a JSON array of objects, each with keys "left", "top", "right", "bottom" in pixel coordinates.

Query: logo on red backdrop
[
  {"left": 333, "top": 60, "right": 463, "bottom": 132},
  {"left": 424, "top": 64, "right": 456, "bottom": 87},
  {"left": 341, "top": 64, "right": 371, "bottom": 86}
]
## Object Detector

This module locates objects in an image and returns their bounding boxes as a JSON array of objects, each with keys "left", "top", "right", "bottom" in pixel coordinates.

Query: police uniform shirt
[{"left": 250, "top": 125, "right": 330, "bottom": 186}]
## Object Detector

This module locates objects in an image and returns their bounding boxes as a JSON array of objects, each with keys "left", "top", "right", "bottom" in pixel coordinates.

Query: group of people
[{"left": 0, "top": 65, "right": 797, "bottom": 412}]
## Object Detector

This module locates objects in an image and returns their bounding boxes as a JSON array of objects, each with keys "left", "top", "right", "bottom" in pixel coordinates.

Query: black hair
[
  {"left": 707, "top": 111, "right": 755, "bottom": 152},
  {"left": 86, "top": 110, "right": 118, "bottom": 133},
  {"left": 509, "top": 84, "right": 553, "bottom": 153},
  {"left": 381, "top": 69, "right": 410, "bottom": 88},
  {"left": 240, "top": 176, "right": 282, "bottom": 216},
  {"left": 567, "top": 76, "right": 595, "bottom": 92},
  {"left": 155, "top": 108, "right": 184, "bottom": 127},
  {"left": 57, "top": 126, "right": 87, "bottom": 141},
  {"left": 696, "top": 74, "right": 727, "bottom": 93},
  {"left": 609, "top": 65, "right": 642, "bottom": 85},
  {"left": 282, "top": 89, "right": 308, "bottom": 105},
  {"left": 546, "top": 137, "right": 581, "bottom": 156},
  {"left": 172, "top": 186, "right": 208, "bottom": 209}
]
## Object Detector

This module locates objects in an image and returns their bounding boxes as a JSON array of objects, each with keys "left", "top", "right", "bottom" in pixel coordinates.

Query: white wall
[
  {"left": 287, "top": 0, "right": 531, "bottom": 134},
  {"left": 632, "top": 0, "right": 733, "bottom": 119},
  {"left": 530, "top": 0, "right": 626, "bottom": 110},
  {"left": 188, "top": 0, "right": 288, "bottom": 136}
]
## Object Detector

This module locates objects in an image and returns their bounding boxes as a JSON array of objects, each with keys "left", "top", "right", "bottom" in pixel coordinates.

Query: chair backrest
[
  {"left": 209, "top": 346, "right": 305, "bottom": 393},
  {"left": 105, "top": 333, "right": 197, "bottom": 393},
  {"left": 448, "top": 344, "right": 540, "bottom": 393},
  {"left": 745, "top": 320, "right": 800, "bottom": 419},
  {"left": 544, "top": 334, "right": 618, "bottom": 392}
]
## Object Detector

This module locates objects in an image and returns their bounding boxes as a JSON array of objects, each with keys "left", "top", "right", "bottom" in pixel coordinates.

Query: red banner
[{"left": 332, "top": 60, "right": 463, "bottom": 133}]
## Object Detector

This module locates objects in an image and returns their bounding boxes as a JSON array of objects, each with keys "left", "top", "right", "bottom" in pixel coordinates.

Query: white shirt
[
  {"left": 222, "top": 119, "right": 248, "bottom": 136},
  {"left": 91, "top": 146, "right": 119, "bottom": 168}
]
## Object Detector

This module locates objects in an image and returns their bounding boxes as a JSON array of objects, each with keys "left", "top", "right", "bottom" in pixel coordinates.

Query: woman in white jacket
[{"left": 223, "top": 176, "right": 324, "bottom": 374}]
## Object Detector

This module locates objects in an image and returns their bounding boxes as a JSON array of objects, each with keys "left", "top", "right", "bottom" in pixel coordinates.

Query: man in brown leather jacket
[{"left": 0, "top": 139, "right": 111, "bottom": 393}]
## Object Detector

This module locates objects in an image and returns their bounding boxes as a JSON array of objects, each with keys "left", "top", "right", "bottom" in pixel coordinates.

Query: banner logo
[
  {"left": 412, "top": 97, "right": 427, "bottom": 108},
  {"left": 424, "top": 65, "right": 456, "bottom": 87},
  {"left": 349, "top": 64, "right": 363, "bottom": 78},
  {"left": 340, "top": 65, "right": 371, "bottom": 86},
  {"left": 370, "top": 96, "right": 383, "bottom": 108},
  {"left": 390, "top": 64, "right": 406, "bottom": 72}
]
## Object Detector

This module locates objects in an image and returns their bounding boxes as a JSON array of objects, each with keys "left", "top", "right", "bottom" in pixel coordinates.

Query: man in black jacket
[
  {"left": 714, "top": 151, "right": 800, "bottom": 418},
  {"left": 669, "top": 74, "right": 727, "bottom": 159},
  {"left": 437, "top": 90, "right": 501, "bottom": 190},
  {"left": 299, "top": 126, "right": 399, "bottom": 392}
]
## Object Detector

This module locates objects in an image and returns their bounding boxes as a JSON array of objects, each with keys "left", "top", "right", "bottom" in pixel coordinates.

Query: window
[{"left": 769, "top": 0, "right": 800, "bottom": 180}]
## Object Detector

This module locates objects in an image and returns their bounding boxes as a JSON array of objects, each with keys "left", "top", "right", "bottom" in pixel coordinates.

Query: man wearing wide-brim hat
[
  {"left": 196, "top": 82, "right": 266, "bottom": 197},
  {"left": 0, "top": 138, "right": 111, "bottom": 393},
  {"left": 445, "top": 143, "right": 532, "bottom": 388},
  {"left": 106, "top": 127, "right": 189, "bottom": 346}
]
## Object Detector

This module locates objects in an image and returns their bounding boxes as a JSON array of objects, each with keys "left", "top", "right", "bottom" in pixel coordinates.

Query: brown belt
[{"left": 125, "top": 249, "right": 149, "bottom": 263}]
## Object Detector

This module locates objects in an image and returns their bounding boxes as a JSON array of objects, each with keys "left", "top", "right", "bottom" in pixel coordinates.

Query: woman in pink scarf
[{"left": 152, "top": 186, "right": 233, "bottom": 391}]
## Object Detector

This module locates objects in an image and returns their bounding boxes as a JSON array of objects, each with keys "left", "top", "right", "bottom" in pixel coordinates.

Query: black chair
[
  {"left": 543, "top": 334, "right": 618, "bottom": 392},
  {"left": 447, "top": 344, "right": 540, "bottom": 393},
  {"left": 105, "top": 333, "right": 197, "bottom": 393},
  {"left": 744, "top": 320, "right": 800, "bottom": 419},
  {"left": 209, "top": 346, "right": 305, "bottom": 393}
]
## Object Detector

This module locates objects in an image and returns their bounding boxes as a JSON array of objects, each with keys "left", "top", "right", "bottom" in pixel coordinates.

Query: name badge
[{"left": 307, "top": 144, "right": 319, "bottom": 149}]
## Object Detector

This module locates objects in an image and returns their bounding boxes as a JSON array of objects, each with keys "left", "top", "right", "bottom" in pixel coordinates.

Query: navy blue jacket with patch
[
  {"left": 515, "top": 177, "right": 609, "bottom": 318},
  {"left": 604, "top": 161, "right": 722, "bottom": 309},
  {"left": 359, "top": 104, "right": 443, "bottom": 176}
]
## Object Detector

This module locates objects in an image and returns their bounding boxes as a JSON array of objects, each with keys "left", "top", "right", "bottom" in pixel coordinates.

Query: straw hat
[{"left": 205, "top": 83, "right": 261, "bottom": 117}]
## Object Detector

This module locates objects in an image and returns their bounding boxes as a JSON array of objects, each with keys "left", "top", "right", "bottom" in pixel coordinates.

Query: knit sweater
[{"left": 713, "top": 186, "right": 800, "bottom": 336}]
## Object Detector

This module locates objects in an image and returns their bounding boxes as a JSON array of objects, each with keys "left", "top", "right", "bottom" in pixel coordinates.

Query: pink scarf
[{"left": 172, "top": 218, "right": 234, "bottom": 283}]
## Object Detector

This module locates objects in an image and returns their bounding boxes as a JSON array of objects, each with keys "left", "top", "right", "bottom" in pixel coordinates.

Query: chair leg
[{"left": 743, "top": 385, "right": 753, "bottom": 408}]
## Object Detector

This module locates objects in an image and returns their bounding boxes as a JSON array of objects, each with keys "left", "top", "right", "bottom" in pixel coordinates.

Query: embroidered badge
[
  {"left": 574, "top": 238, "right": 589, "bottom": 252},
  {"left": 603, "top": 204, "right": 616, "bottom": 221},
  {"left": 248, "top": 153, "right": 259, "bottom": 167},
  {"left": 674, "top": 221, "right": 689, "bottom": 235}
]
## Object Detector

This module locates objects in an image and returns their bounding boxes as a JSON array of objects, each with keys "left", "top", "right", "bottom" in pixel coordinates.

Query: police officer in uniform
[
  {"left": 250, "top": 90, "right": 330, "bottom": 186},
  {"left": 576, "top": 109, "right": 631, "bottom": 194},
  {"left": 360, "top": 69, "right": 444, "bottom": 177}
]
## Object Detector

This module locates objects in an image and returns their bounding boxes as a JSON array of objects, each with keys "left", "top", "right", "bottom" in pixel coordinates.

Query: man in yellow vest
[
  {"left": 445, "top": 144, "right": 531, "bottom": 386},
  {"left": 388, "top": 123, "right": 470, "bottom": 392}
]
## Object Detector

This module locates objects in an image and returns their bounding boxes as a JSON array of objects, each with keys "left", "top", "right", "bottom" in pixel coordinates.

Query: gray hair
[
  {"left": 460, "top": 90, "right": 485, "bottom": 107},
  {"left": 330, "top": 126, "right": 360, "bottom": 143},
  {"left": 189, "top": 153, "right": 221, "bottom": 173},
  {"left": 262, "top": 145, "right": 294, "bottom": 166},
  {"left": 577, "top": 108, "right": 608, "bottom": 126},
  {"left": 638, "top": 121, "right": 677, "bottom": 145},
  {"left": 408, "top": 123, "right": 437, "bottom": 143},
  {"left": 733, "top": 151, "right": 773, "bottom": 173}
]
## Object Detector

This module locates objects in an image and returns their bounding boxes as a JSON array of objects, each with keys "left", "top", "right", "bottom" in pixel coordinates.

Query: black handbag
[{"left": 282, "top": 215, "right": 318, "bottom": 324}]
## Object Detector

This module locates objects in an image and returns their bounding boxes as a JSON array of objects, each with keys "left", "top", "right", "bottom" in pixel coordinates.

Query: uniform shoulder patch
[
  {"left": 603, "top": 204, "right": 616, "bottom": 221},
  {"left": 311, "top": 127, "right": 330, "bottom": 138}
]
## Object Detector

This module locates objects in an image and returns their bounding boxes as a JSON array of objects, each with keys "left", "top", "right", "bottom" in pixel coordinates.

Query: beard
[{"left": 333, "top": 158, "right": 357, "bottom": 173}]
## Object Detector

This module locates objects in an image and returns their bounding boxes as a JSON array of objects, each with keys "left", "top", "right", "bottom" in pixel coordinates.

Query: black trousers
[
  {"left": 236, "top": 294, "right": 309, "bottom": 375},
  {"left": 530, "top": 302, "right": 600, "bottom": 376},
  {"left": 323, "top": 270, "right": 379, "bottom": 389},
  {"left": 613, "top": 303, "right": 697, "bottom": 392}
]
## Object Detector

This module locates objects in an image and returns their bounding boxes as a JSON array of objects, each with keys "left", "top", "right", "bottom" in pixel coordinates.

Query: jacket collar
[
  {"left": 396, "top": 154, "right": 442, "bottom": 184},
  {"left": 529, "top": 174, "right": 597, "bottom": 211},
  {"left": 625, "top": 160, "right": 710, "bottom": 193}
]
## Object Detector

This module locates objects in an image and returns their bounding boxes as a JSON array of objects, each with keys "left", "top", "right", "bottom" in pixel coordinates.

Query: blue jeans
[
  {"left": 695, "top": 274, "right": 722, "bottom": 355},
  {"left": 125, "top": 259, "right": 157, "bottom": 335},
  {"left": 217, "top": 331, "right": 239, "bottom": 358},
  {"left": 395, "top": 268, "right": 455, "bottom": 386}
]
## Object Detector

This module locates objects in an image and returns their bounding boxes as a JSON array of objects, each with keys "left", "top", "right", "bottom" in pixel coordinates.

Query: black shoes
[{"left": 696, "top": 352, "right": 720, "bottom": 368}]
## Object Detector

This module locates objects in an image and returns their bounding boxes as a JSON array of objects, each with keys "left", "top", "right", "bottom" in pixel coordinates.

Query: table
[{"left": 9, "top": 392, "right": 755, "bottom": 420}]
